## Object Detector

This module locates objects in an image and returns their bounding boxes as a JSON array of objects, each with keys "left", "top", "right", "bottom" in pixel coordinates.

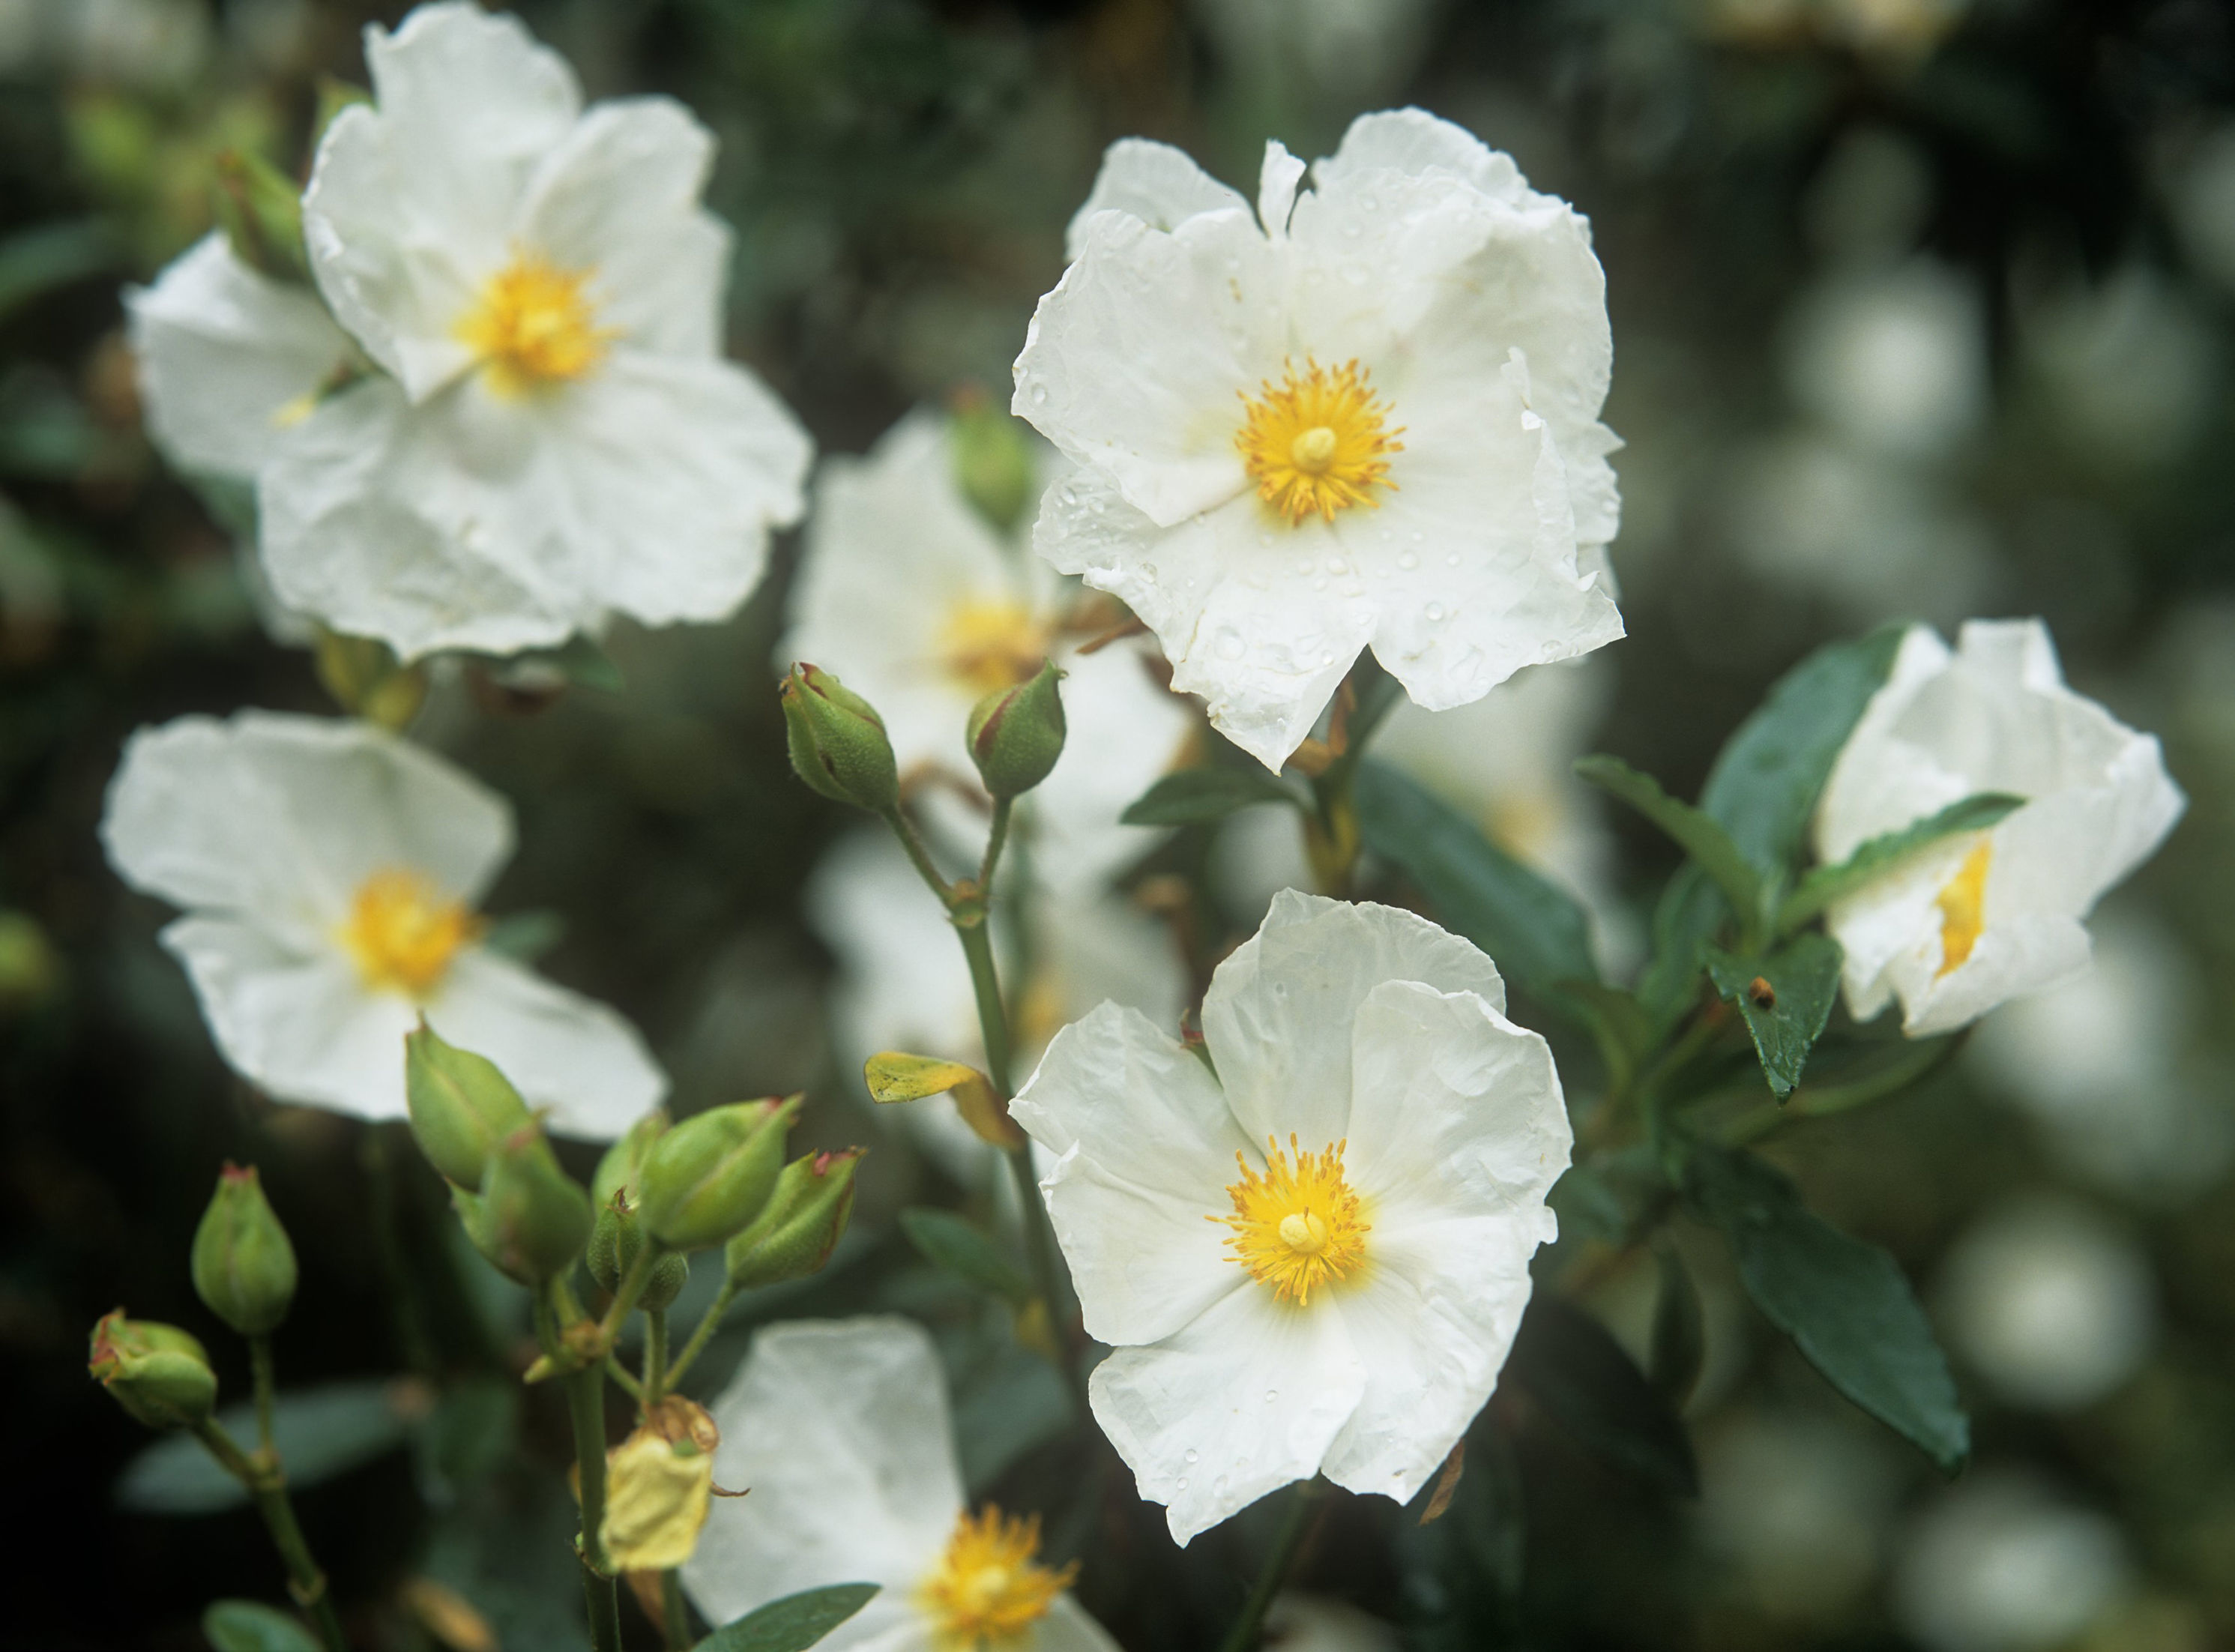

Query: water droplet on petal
[
  {"left": 1426, "top": 603, "right": 1446, "bottom": 621},
  {"left": 1447, "top": 553, "right": 1462, "bottom": 567},
  {"left": 1216, "top": 630, "right": 1244, "bottom": 660},
  {"left": 1185, "top": 1449, "right": 1199, "bottom": 1464},
  {"left": 1397, "top": 551, "right": 1419, "bottom": 570},
  {"left": 1029, "top": 384, "right": 1049, "bottom": 406},
  {"left": 1177, "top": 1477, "right": 1189, "bottom": 1490},
  {"left": 1325, "top": 557, "right": 1348, "bottom": 575},
  {"left": 1264, "top": 1389, "right": 1278, "bottom": 1402}
]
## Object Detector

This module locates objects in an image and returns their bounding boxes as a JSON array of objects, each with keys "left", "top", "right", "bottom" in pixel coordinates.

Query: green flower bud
[
  {"left": 591, "top": 1110, "right": 669, "bottom": 1208},
  {"left": 212, "top": 146, "right": 309, "bottom": 282},
  {"left": 190, "top": 1163, "right": 298, "bottom": 1337},
  {"left": 724, "top": 1148, "right": 865, "bottom": 1290},
  {"left": 405, "top": 1024, "right": 533, "bottom": 1191},
  {"left": 588, "top": 1193, "right": 690, "bottom": 1313},
  {"left": 636, "top": 1096, "right": 801, "bottom": 1252},
  {"left": 462, "top": 1124, "right": 594, "bottom": 1284},
  {"left": 780, "top": 665, "right": 899, "bottom": 813},
  {"left": 948, "top": 394, "right": 1034, "bottom": 534},
  {"left": 88, "top": 1310, "right": 217, "bottom": 1431},
  {"left": 966, "top": 660, "right": 1067, "bottom": 798}
]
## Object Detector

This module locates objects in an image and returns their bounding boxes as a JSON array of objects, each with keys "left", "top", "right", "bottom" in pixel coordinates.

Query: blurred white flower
[
  {"left": 1695, "top": 1413, "right": 1901, "bottom": 1622},
  {"left": 1262, "top": 1593, "right": 1399, "bottom": 1652},
  {"left": 1813, "top": 619, "right": 2183, "bottom": 1037},
  {"left": 684, "top": 1315, "right": 1119, "bottom": 1652},
  {"left": 1936, "top": 1196, "right": 2155, "bottom": 1412},
  {"left": 2170, "top": 122, "right": 2235, "bottom": 294},
  {"left": 1784, "top": 261, "right": 1986, "bottom": 459},
  {"left": 1013, "top": 109, "right": 1623, "bottom": 770},
  {"left": 1894, "top": 1474, "right": 2129, "bottom": 1652},
  {"left": 100, "top": 710, "right": 665, "bottom": 1136},
  {"left": 1194, "top": 0, "right": 1442, "bottom": 103},
  {"left": 2023, "top": 263, "right": 2219, "bottom": 470},
  {"left": 1012, "top": 891, "right": 1569, "bottom": 1543},
  {"left": 785, "top": 409, "right": 1192, "bottom": 894},
  {"left": 59, "top": 0, "right": 210, "bottom": 87}
]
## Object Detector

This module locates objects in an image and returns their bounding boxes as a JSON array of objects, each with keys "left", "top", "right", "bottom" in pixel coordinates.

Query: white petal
[
  {"left": 423, "top": 951, "right": 665, "bottom": 1140},
  {"left": 684, "top": 1317, "right": 961, "bottom": 1634},
  {"left": 1199, "top": 893, "right": 1506, "bottom": 1150},
  {"left": 1033, "top": 1597, "right": 1124, "bottom": 1652},
  {"left": 124, "top": 234, "right": 354, "bottom": 479},
  {"left": 1028, "top": 636, "right": 1195, "bottom": 894},
  {"left": 1089, "top": 1281, "right": 1365, "bottom": 1546},
  {"left": 1064, "top": 137, "right": 1249, "bottom": 262},
  {"left": 1258, "top": 140, "right": 1306, "bottom": 238},
  {"left": 1013, "top": 1003, "right": 1255, "bottom": 1348},
  {"left": 1315, "top": 109, "right": 1531, "bottom": 203}
]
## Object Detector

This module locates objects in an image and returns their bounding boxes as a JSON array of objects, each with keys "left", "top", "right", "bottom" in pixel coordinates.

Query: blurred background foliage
[{"left": 3, "top": 0, "right": 2234, "bottom": 1648}]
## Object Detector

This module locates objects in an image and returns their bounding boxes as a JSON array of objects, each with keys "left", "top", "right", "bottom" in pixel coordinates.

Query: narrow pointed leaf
[
  {"left": 698, "top": 1583, "right": 881, "bottom": 1652},
  {"left": 1576, "top": 755, "right": 1764, "bottom": 929},
  {"left": 1120, "top": 766, "right": 1301, "bottom": 825},
  {"left": 1704, "top": 933, "right": 1845, "bottom": 1097},
  {"left": 1779, "top": 792, "right": 2025, "bottom": 934}
]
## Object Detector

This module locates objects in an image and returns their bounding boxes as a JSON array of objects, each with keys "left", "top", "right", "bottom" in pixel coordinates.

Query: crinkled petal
[
  {"left": 424, "top": 950, "right": 665, "bottom": 1140},
  {"left": 1258, "top": 140, "right": 1306, "bottom": 238},
  {"left": 1064, "top": 136, "right": 1249, "bottom": 262},
  {"left": 1314, "top": 108, "right": 1532, "bottom": 204}
]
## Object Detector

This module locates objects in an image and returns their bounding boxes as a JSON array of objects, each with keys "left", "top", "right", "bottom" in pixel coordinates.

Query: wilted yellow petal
[{"left": 602, "top": 1428, "right": 715, "bottom": 1572}]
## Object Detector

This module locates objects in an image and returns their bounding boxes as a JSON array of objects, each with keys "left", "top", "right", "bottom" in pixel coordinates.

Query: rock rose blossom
[
  {"left": 1010, "top": 890, "right": 1571, "bottom": 1542},
  {"left": 1011, "top": 108, "right": 1623, "bottom": 769}
]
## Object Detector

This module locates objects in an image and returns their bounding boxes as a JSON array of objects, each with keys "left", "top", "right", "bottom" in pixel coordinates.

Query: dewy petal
[
  {"left": 1199, "top": 892, "right": 1507, "bottom": 1150},
  {"left": 684, "top": 1317, "right": 964, "bottom": 1644},
  {"left": 1064, "top": 136, "right": 1250, "bottom": 262},
  {"left": 426, "top": 950, "right": 666, "bottom": 1139},
  {"left": 1089, "top": 1279, "right": 1365, "bottom": 1546},
  {"left": 1012, "top": 1003, "right": 1256, "bottom": 1348},
  {"left": 304, "top": 1, "right": 582, "bottom": 396},
  {"left": 124, "top": 234, "right": 355, "bottom": 479},
  {"left": 1314, "top": 108, "right": 1533, "bottom": 204},
  {"left": 1258, "top": 139, "right": 1307, "bottom": 239}
]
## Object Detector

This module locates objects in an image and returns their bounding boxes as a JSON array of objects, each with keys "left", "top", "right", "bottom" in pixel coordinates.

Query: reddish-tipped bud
[
  {"left": 88, "top": 1310, "right": 217, "bottom": 1430},
  {"left": 190, "top": 1163, "right": 298, "bottom": 1336},
  {"left": 966, "top": 660, "right": 1065, "bottom": 799},
  {"left": 780, "top": 665, "right": 899, "bottom": 813},
  {"left": 724, "top": 1147, "right": 865, "bottom": 1289}
]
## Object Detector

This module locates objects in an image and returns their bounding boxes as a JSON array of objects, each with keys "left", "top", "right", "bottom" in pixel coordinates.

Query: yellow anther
[
  {"left": 1213, "top": 1135, "right": 1369, "bottom": 1306},
  {"left": 938, "top": 598, "right": 1050, "bottom": 698},
  {"left": 1934, "top": 838, "right": 1993, "bottom": 977},
  {"left": 339, "top": 869, "right": 480, "bottom": 999},
  {"left": 456, "top": 251, "right": 612, "bottom": 397},
  {"left": 917, "top": 1506, "right": 1075, "bottom": 1651},
  {"left": 1236, "top": 359, "right": 1403, "bottom": 525}
]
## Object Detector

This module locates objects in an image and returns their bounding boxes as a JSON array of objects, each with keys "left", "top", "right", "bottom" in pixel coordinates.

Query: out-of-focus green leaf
[
  {"left": 699, "top": 1583, "right": 881, "bottom": 1652},
  {"left": 118, "top": 1380, "right": 417, "bottom": 1513},
  {"left": 1686, "top": 1145, "right": 1968, "bottom": 1471},
  {"left": 482, "top": 909, "right": 566, "bottom": 963},
  {"left": 1705, "top": 934, "right": 1845, "bottom": 1098},
  {"left": 1638, "top": 863, "right": 1726, "bottom": 1032},
  {"left": 1120, "top": 765, "right": 1301, "bottom": 825},
  {"left": 0, "top": 220, "right": 118, "bottom": 322},
  {"left": 1576, "top": 755, "right": 1764, "bottom": 926},
  {"left": 1354, "top": 760, "right": 1597, "bottom": 995},
  {"left": 1779, "top": 792, "right": 2025, "bottom": 934},
  {"left": 1647, "top": 1243, "right": 1706, "bottom": 1409},
  {"left": 954, "top": 1343, "right": 1073, "bottom": 1492},
  {"left": 201, "top": 1600, "right": 321, "bottom": 1652},
  {"left": 411, "top": 1378, "right": 520, "bottom": 1507},
  {"left": 1547, "top": 1164, "right": 1627, "bottom": 1248},
  {"left": 899, "top": 1208, "right": 1031, "bottom": 1306},
  {"left": 1506, "top": 1297, "right": 1696, "bottom": 1495}
]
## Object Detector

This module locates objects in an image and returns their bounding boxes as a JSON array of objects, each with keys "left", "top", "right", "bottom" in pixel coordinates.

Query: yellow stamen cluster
[
  {"left": 917, "top": 1505, "right": 1076, "bottom": 1651},
  {"left": 1235, "top": 358, "right": 1403, "bottom": 525},
  {"left": 340, "top": 869, "right": 480, "bottom": 999},
  {"left": 456, "top": 252, "right": 612, "bottom": 396},
  {"left": 1934, "top": 838, "right": 1993, "bottom": 977},
  {"left": 939, "top": 598, "right": 1050, "bottom": 697},
  {"left": 1214, "top": 1135, "right": 1369, "bottom": 1306}
]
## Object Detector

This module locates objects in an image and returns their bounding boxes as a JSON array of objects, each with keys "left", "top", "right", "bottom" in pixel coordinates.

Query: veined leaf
[
  {"left": 1576, "top": 756, "right": 1764, "bottom": 929},
  {"left": 698, "top": 1583, "right": 880, "bottom": 1652},
  {"left": 1704, "top": 933, "right": 1845, "bottom": 1098},
  {"left": 1120, "top": 766, "right": 1301, "bottom": 826},
  {"left": 899, "top": 1208, "right": 1032, "bottom": 1306},
  {"left": 1779, "top": 792, "right": 2025, "bottom": 934}
]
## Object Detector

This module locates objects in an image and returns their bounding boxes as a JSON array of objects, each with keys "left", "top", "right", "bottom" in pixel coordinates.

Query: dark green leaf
[
  {"left": 698, "top": 1583, "right": 881, "bottom": 1652},
  {"left": 1686, "top": 1145, "right": 1968, "bottom": 1471},
  {"left": 1506, "top": 1297, "right": 1697, "bottom": 1495},
  {"left": 1575, "top": 755, "right": 1764, "bottom": 927},
  {"left": 953, "top": 1343, "right": 1073, "bottom": 1492},
  {"left": 0, "top": 220, "right": 118, "bottom": 322},
  {"left": 1354, "top": 761, "right": 1598, "bottom": 994},
  {"left": 1647, "top": 1243, "right": 1706, "bottom": 1409},
  {"left": 1697, "top": 627, "right": 1905, "bottom": 877},
  {"left": 1779, "top": 792, "right": 2025, "bottom": 934},
  {"left": 899, "top": 1208, "right": 1031, "bottom": 1305},
  {"left": 482, "top": 908, "right": 567, "bottom": 963},
  {"left": 1546, "top": 1165, "right": 1627, "bottom": 1248},
  {"left": 202, "top": 1601, "right": 322, "bottom": 1652},
  {"left": 1637, "top": 863, "right": 1727, "bottom": 1032},
  {"left": 118, "top": 1380, "right": 416, "bottom": 1513},
  {"left": 1120, "top": 765, "right": 1300, "bottom": 826},
  {"left": 411, "top": 1379, "right": 521, "bottom": 1507},
  {"left": 1704, "top": 933, "right": 1845, "bottom": 1098}
]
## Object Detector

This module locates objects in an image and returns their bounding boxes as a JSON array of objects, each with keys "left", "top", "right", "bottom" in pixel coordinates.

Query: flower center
[
  {"left": 1235, "top": 358, "right": 1403, "bottom": 525},
  {"left": 340, "top": 869, "right": 480, "bottom": 999},
  {"left": 456, "top": 252, "right": 612, "bottom": 396},
  {"left": 1214, "top": 1134, "right": 1369, "bottom": 1306},
  {"left": 917, "top": 1506, "right": 1076, "bottom": 1651},
  {"left": 1934, "top": 838, "right": 1993, "bottom": 977},
  {"left": 939, "top": 598, "right": 1049, "bottom": 698}
]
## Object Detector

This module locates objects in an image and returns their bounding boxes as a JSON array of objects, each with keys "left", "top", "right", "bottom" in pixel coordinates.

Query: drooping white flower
[
  {"left": 683, "top": 1315, "right": 1119, "bottom": 1652},
  {"left": 1011, "top": 109, "right": 1623, "bottom": 770},
  {"left": 125, "top": 1, "right": 811, "bottom": 661},
  {"left": 785, "top": 409, "right": 1193, "bottom": 893},
  {"left": 100, "top": 709, "right": 663, "bottom": 1135},
  {"left": 1010, "top": 890, "right": 1570, "bottom": 1543},
  {"left": 1812, "top": 619, "right": 2184, "bottom": 1038}
]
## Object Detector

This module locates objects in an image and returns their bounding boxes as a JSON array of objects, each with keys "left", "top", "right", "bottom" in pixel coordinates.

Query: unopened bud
[
  {"left": 88, "top": 1310, "right": 217, "bottom": 1430},
  {"left": 725, "top": 1148, "right": 864, "bottom": 1290},
  {"left": 966, "top": 660, "right": 1066, "bottom": 798},
  {"left": 212, "top": 147, "right": 308, "bottom": 281},
  {"left": 591, "top": 1110, "right": 669, "bottom": 1208},
  {"left": 602, "top": 1399, "right": 719, "bottom": 1571},
  {"left": 588, "top": 1193, "right": 689, "bottom": 1313},
  {"left": 780, "top": 665, "right": 899, "bottom": 813},
  {"left": 462, "top": 1124, "right": 593, "bottom": 1284},
  {"left": 405, "top": 1024, "right": 533, "bottom": 1191},
  {"left": 190, "top": 1163, "right": 298, "bottom": 1336},
  {"left": 949, "top": 391, "right": 1034, "bottom": 533},
  {"left": 636, "top": 1096, "right": 800, "bottom": 1252}
]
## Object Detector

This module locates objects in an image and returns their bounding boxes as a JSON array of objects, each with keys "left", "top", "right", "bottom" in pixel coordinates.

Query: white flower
[
  {"left": 1893, "top": 1474, "right": 2128, "bottom": 1652},
  {"left": 1812, "top": 619, "right": 2184, "bottom": 1038},
  {"left": 1010, "top": 890, "right": 1570, "bottom": 1543},
  {"left": 1011, "top": 109, "right": 1623, "bottom": 770},
  {"left": 785, "top": 409, "right": 1193, "bottom": 893},
  {"left": 126, "top": 1, "right": 812, "bottom": 661},
  {"left": 683, "top": 1315, "right": 1119, "bottom": 1652},
  {"left": 1783, "top": 261, "right": 1986, "bottom": 460},
  {"left": 99, "top": 709, "right": 663, "bottom": 1135}
]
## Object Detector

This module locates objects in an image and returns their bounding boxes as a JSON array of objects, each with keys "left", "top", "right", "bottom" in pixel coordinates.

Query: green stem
[
  {"left": 955, "top": 916, "right": 1014, "bottom": 1097},
  {"left": 538, "top": 1285, "right": 622, "bottom": 1652},
  {"left": 978, "top": 795, "right": 1014, "bottom": 889},
  {"left": 660, "top": 1568, "right": 693, "bottom": 1652},
  {"left": 593, "top": 1244, "right": 658, "bottom": 1349},
  {"left": 642, "top": 1309, "right": 669, "bottom": 1407},
  {"left": 604, "top": 1354, "right": 645, "bottom": 1404},
  {"left": 1719, "top": 1033, "right": 1965, "bottom": 1146},
  {"left": 193, "top": 1419, "right": 347, "bottom": 1652},
  {"left": 250, "top": 1334, "right": 278, "bottom": 1460},
  {"left": 1216, "top": 1480, "right": 1323, "bottom": 1652},
  {"left": 665, "top": 1279, "right": 738, "bottom": 1393},
  {"left": 882, "top": 804, "right": 952, "bottom": 902}
]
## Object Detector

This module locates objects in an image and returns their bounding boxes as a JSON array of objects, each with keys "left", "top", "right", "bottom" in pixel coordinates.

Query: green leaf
[
  {"left": 411, "top": 1378, "right": 521, "bottom": 1507},
  {"left": 1546, "top": 1164, "right": 1627, "bottom": 1248},
  {"left": 545, "top": 633, "right": 625, "bottom": 693},
  {"left": 1637, "top": 863, "right": 1727, "bottom": 1031},
  {"left": 1647, "top": 1243, "right": 1706, "bottom": 1409},
  {"left": 1697, "top": 627, "right": 1905, "bottom": 877},
  {"left": 1120, "top": 765, "right": 1301, "bottom": 826},
  {"left": 1506, "top": 1297, "right": 1697, "bottom": 1495},
  {"left": 698, "top": 1583, "right": 881, "bottom": 1652},
  {"left": 118, "top": 1380, "right": 416, "bottom": 1513},
  {"left": 1779, "top": 792, "right": 2025, "bottom": 934},
  {"left": 898, "top": 1208, "right": 1031, "bottom": 1306},
  {"left": 1353, "top": 760, "right": 1598, "bottom": 995},
  {"left": 0, "top": 220, "right": 118, "bottom": 322},
  {"left": 1704, "top": 933, "right": 1845, "bottom": 1098},
  {"left": 202, "top": 1601, "right": 322, "bottom": 1652},
  {"left": 1686, "top": 1145, "right": 1968, "bottom": 1471},
  {"left": 1575, "top": 755, "right": 1764, "bottom": 928}
]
